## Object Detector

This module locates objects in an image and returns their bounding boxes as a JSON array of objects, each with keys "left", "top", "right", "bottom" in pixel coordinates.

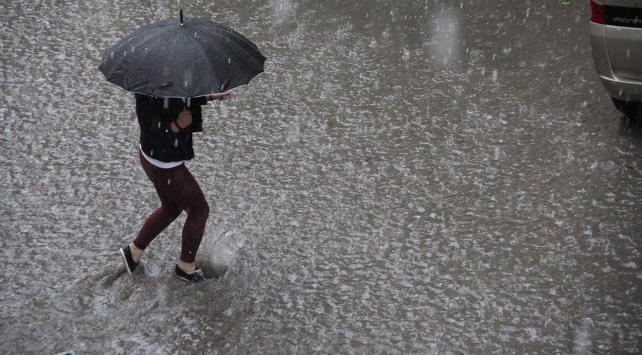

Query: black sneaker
[
  {"left": 119, "top": 245, "right": 139, "bottom": 274},
  {"left": 175, "top": 264, "right": 206, "bottom": 283}
]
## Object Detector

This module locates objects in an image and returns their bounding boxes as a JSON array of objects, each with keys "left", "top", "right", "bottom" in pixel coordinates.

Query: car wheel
[{"left": 612, "top": 97, "right": 642, "bottom": 119}]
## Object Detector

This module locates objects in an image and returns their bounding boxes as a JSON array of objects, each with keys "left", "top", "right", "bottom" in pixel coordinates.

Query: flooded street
[{"left": 3, "top": 0, "right": 642, "bottom": 353}]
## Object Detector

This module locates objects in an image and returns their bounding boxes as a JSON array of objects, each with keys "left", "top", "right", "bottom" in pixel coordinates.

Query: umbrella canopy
[{"left": 99, "top": 10, "right": 266, "bottom": 98}]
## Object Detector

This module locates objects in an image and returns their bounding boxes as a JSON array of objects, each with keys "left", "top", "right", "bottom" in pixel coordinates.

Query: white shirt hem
[{"left": 140, "top": 146, "right": 184, "bottom": 169}]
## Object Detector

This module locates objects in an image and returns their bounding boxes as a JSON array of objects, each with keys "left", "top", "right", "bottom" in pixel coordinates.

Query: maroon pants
[{"left": 133, "top": 150, "right": 209, "bottom": 263}]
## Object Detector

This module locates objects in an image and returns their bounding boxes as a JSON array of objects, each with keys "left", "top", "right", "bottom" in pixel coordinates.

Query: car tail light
[{"left": 590, "top": 0, "right": 606, "bottom": 24}]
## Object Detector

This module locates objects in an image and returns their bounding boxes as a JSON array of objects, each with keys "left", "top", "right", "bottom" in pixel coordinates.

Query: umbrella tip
[{"left": 180, "top": 9, "right": 184, "bottom": 26}]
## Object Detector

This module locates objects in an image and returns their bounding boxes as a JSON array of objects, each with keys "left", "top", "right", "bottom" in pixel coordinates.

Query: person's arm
[{"left": 206, "top": 90, "right": 232, "bottom": 101}]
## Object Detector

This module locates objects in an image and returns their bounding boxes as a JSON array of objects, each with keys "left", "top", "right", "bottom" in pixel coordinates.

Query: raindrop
[
  {"left": 174, "top": 139, "right": 179, "bottom": 147},
  {"left": 558, "top": 77, "right": 562, "bottom": 84},
  {"left": 627, "top": 49, "right": 630, "bottom": 58},
  {"left": 526, "top": 8, "right": 530, "bottom": 17},
  {"left": 492, "top": 70, "right": 498, "bottom": 83},
  {"left": 110, "top": 51, "right": 114, "bottom": 59},
  {"left": 168, "top": 179, "right": 171, "bottom": 185},
  {"left": 402, "top": 48, "right": 410, "bottom": 61},
  {"left": 163, "top": 98, "right": 169, "bottom": 108},
  {"left": 184, "top": 80, "right": 188, "bottom": 87},
  {"left": 481, "top": 67, "right": 485, "bottom": 76},
  {"left": 131, "top": 46, "right": 135, "bottom": 53},
  {"left": 228, "top": 58, "right": 231, "bottom": 64}
]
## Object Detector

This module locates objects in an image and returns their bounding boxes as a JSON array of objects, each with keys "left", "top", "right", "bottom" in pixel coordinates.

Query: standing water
[{"left": 2, "top": 0, "right": 642, "bottom": 353}]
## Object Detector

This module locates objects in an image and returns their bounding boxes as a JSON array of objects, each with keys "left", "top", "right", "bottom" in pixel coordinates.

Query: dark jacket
[{"left": 135, "top": 94, "right": 208, "bottom": 162}]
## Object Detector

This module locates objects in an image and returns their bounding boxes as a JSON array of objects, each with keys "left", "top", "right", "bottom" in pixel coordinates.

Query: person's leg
[
  {"left": 131, "top": 204, "right": 182, "bottom": 261},
  {"left": 162, "top": 164, "right": 209, "bottom": 273},
  {"left": 127, "top": 150, "right": 209, "bottom": 273},
  {"left": 131, "top": 151, "right": 183, "bottom": 262}
]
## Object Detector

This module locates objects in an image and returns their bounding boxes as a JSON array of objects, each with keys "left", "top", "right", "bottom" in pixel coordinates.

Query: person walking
[{"left": 119, "top": 91, "right": 231, "bottom": 283}]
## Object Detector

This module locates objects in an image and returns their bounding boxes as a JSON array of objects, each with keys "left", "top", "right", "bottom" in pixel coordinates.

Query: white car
[{"left": 590, "top": 0, "right": 642, "bottom": 117}]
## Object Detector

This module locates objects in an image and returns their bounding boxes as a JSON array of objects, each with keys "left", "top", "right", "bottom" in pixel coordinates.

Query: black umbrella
[{"left": 99, "top": 10, "right": 266, "bottom": 98}]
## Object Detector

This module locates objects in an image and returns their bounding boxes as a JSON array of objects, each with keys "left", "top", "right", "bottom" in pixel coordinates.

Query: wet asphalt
[{"left": 2, "top": 0, "right": 642, "bottom": 353}]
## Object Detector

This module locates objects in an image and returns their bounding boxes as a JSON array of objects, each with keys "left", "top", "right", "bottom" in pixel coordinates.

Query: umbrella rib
[
  {"left": 201, "top": 27, "right": 264, "bottom": 66},
  {"left": 196, "top": 25, "right": 265, "bottom": 86},
  {"left": 168, "top": 28, "right": 190, "bottom": 97},
  {"left": 196, "top": 28, "right": 258, "bottom": 53},
  {"left": 133, "top": 26, "right": 183, "bottom": 97},
  {"left": 198, "top": 20, "right": 262, "bottom": 51},
  {"left": 103, "top": 21, "right": 170, "bottom": 80},
  {"left": 198, "top": 25, "right": 262, "bottom": 58},
  {"left": 186, "top": 31, "right": 216, "bottom": 96},
  {"left": 184, "top": 20, "right": 261, "bottom": 95},
  {"left": 124, "top": 33, "right": 169, "bottom": 93}
]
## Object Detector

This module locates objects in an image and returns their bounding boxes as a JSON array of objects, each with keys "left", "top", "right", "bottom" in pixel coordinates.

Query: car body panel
[
  {"left": 590, "top": 0, "right": 642, "bottom": 103},
  {"left": 605, "top": 26, "right": 642, "bottom": 80}
]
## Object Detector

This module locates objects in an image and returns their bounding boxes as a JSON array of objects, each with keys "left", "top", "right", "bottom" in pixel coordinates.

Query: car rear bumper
[
  {"left": 590, "top": 21, "right": 642, "bottom": 102},
  {"left": 597, "top": 75, "right": 642, "bottom": 102}
]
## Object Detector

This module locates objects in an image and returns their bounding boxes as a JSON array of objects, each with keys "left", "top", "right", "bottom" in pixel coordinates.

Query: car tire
[{"left": 612, "top": 97, "right": 642, "bottom": 119}]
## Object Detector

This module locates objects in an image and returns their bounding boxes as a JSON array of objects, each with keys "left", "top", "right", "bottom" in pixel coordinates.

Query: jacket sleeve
[
  {"left": 188, "top": 96, "right": 208, "bottom": 133},
  {"left": 194, "top": 96, "right": 208, "bottom": 106}
]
